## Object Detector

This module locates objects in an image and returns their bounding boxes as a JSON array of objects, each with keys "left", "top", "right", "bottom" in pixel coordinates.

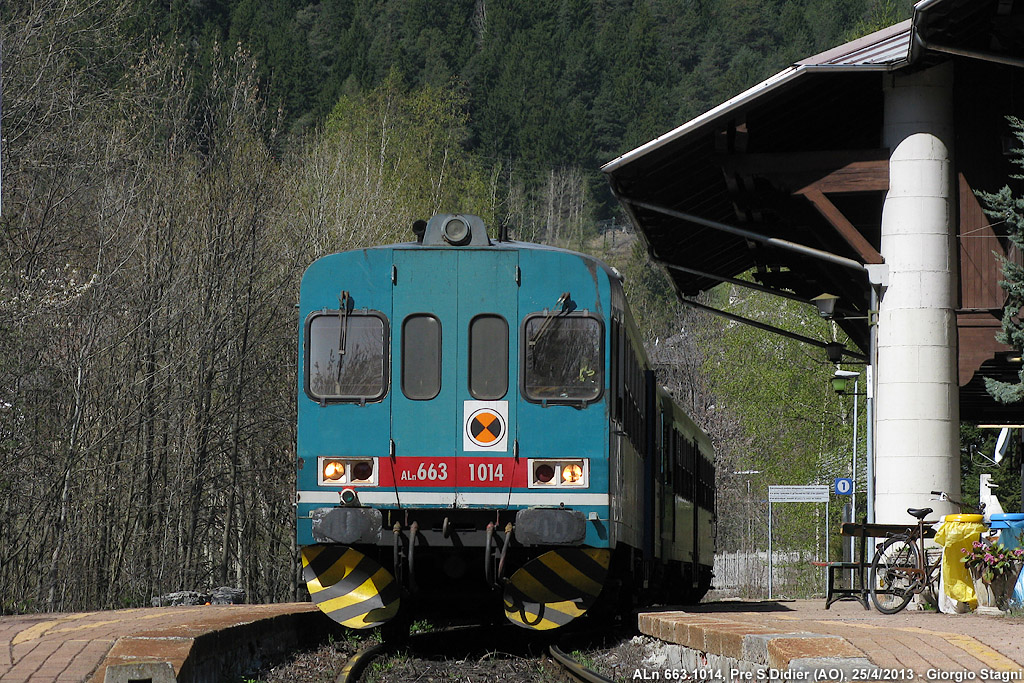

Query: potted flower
[{"left": 960, "top": 540, "right": 1024, "bottom": 610}]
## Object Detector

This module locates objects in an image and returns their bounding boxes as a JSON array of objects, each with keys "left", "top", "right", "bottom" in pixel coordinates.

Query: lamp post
[{"left": 833, "top": 369, "right": 860, "bottom": 572}]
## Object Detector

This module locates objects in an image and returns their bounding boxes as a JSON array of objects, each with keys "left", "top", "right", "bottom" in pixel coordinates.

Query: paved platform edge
[
  {"left": 638, "top": 612, "right": 874, "bottom": 677},
  {"left": 92, "top": 605, "right": 336, "bottom": 683}
]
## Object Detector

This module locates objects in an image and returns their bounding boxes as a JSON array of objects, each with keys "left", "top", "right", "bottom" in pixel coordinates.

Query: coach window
[
  {"left": 306, "top": 311, "right": 388, "bottom": 402},
  {"left": 610, "top": 319, "right": 621, "bottom": 420},
  {"left": 402, "top": 314, "right": 441, "bottom": 400},
  {"left": 523, "top": 313, "right": 602, "bottom": 403},
  {"left": 469, "top": 314, "right": 508, "bottom": 400}
]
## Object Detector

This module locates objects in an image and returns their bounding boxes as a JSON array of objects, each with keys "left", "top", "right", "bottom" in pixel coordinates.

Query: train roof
[
  {"left": 657, "top": 387, "right": 714, "bottom": 458},
  {"left": 391, "top": 238, "right": 622, "bottom": 279},
  {"left": 311, "top": 213, "right": 626, "bottom": 289}
]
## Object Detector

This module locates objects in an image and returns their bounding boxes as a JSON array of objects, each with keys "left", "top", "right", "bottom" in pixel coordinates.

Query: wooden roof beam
[
  {"left": 798, "top": 187, "right": 885, "bottom": 265},
  {"left": 715, "top": 149, "right": 890, "bottom": 194}
]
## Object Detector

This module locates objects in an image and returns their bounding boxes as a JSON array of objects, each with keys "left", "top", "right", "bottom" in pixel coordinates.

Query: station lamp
[
  {"left": 825, "top": 342, "right": 846, "bottom": 364},
  {"left": 811, "top": 293, "right": 839, "bottom": 319},
  {"left": 832, "top": 369, "right": 860, "bottom": 395}
]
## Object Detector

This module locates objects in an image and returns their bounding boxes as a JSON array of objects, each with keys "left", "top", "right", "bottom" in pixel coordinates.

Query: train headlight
[
  {"left": 528, "top": 459, "right": 588, "bottom": 488},
  {"left": 561, "top": 463, "right": 583, "bottom": 484},
  {"left": 323, "top": 460, "right": 345, "bottom": 481},
  {"left": 442, "top": 217, "right": 471, "bottom": 245},
  {"left": 317, "top": 457, "right": 378, "bottom": 486},
  {"left": 351, "top": 461, "right": 374, "bottom": 482}
]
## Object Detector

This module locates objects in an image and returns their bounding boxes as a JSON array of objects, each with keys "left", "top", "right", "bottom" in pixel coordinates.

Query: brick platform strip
[
  {"left": 639, "top": 611, "right": 874, "bottom": 678},
  {"left": 0, "top": 603, "right": 337, "bottom": 683},
  {"left": 638, "top": 601, "right": 1024, "bottom": 680}
]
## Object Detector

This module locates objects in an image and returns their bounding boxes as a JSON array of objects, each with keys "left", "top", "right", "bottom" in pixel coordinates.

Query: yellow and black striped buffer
[
  {"left": 302, "top": 544, "right": 400, "bottom": 629},
  {"left": 503, "top": 548, "right": 610, "bottom": 630}
]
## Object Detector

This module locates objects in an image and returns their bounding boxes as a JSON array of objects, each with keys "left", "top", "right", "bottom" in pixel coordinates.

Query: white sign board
[
  {"left": 768, "top": 485, "right": 829, "bottom": 503},
  {"left": 767, "top": 484, "right": 831, "bottom": 599}
]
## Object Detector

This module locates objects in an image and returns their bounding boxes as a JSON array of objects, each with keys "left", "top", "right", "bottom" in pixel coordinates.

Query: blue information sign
[{"left": 834, "top": 478, "right": 853, "bottom": 495}]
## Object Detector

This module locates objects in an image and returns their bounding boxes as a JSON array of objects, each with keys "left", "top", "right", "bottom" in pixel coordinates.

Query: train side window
[
  {"left": 629, "top": 344, "right": 640, "bottom": 439},
  {"left": 469, "top": 314, "right": 509, "bottom": 400},
  {"left": 661, "top": 415, "right": 671, "bottom": 470},
  {"left": 522, "top": 313, "right": 603, "bottom": 404},
  {"left": 305, "top": 311, "right": 388, "bottom": 403},
  {"left": 624, "top": 342, "right": 638, "bottom": 445},
  {"left": 402, "top": 314, "right": 442, "bottom": 400},
  {"left": 610, "top": 319, "right": 620, "bottom": 421}
]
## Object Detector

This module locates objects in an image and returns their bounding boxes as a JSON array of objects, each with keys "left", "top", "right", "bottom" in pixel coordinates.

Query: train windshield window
[
  {"left": 402, "top": 314, "right": 441, "bottom": 400},
  {"left": 469, "top": 315, "right": 508, "bottom": 400},
  {"left": 306, "top": 312, "right": 388, "bottom": 402},
  {"left": 523, "top": 314, "right": 602, "bottom": 403}
]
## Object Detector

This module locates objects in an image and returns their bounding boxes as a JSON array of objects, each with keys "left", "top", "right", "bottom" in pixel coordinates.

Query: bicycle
[{"left": 869, "top": 490, "right": 984, "bottom": 614}]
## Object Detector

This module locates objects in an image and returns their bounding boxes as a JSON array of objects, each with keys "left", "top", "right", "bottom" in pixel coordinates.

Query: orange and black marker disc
[{"left": 467, "top": 409, "right": 504, "bottom": 447}]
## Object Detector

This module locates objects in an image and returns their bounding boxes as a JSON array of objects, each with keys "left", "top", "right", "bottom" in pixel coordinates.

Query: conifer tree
[{"left": 978, "top": 116, "right": 1024, "bottom": 403}]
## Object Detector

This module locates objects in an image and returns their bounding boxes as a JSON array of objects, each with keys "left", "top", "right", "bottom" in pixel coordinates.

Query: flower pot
[
  {"left": 972, "top": 571, "right": 995, "bottom": 608},
  {"left": 971, "top": 563, "right": 1023, "bottom": 611}
]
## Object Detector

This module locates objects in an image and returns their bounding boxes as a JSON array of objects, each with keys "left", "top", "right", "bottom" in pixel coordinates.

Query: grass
[
  {"left": 409, "top": 619, "right": 433, "bottom": 634},
  {"left": 364, "top": 650, "right": 410, "bottom": 683},
  {"left": 571, "top": 649, "right": 598, "bottom": 670}
]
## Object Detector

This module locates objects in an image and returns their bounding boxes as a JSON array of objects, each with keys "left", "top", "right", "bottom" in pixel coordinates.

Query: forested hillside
[
  {"left": 144, "top": 0, "right": 904, "bottom": 196},
  {"left": 1, "top": 0, "right": 904, "bottom": 611}
]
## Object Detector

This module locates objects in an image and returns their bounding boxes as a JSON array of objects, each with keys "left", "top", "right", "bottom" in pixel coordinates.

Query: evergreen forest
[{"left": 6, "top": 0, "right": 996, "bottom": 613}]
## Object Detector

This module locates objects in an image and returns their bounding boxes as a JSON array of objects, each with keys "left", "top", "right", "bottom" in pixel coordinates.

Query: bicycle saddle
[{"left": 907, "top": 507, "right": 933, "bottom": 519}]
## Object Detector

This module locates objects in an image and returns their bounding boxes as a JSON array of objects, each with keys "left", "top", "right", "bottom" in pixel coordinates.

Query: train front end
[{"left": 295, "top": 214, "right": 613, "bottom": 630}]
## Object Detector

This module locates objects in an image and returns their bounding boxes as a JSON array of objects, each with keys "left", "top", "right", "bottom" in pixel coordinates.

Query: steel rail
[
  {"left": 336, "top": 623, "right": 619, "bottom": 682},
  {"left": 335, "top": 640, "right": 388, "bottom": 683},
  {"left": 549, "top": 644, "right": 615, "bottom": 683},
  {"left": 335, "top": 623, "right": 493, "bottom": 683}
]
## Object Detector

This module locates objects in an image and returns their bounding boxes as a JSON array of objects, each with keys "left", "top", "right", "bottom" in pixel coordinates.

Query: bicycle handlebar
[{"left": 930, "top": 490, "right": 985, "bottom": 513}]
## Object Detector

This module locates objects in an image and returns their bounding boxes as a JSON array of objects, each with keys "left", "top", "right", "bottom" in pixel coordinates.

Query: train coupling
[{"left": 485, "top": 522, "right": 514, "bottom": 589}]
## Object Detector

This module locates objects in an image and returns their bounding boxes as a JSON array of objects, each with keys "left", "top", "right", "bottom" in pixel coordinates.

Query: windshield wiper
[
  {"left": 529, "top": 292, "right": 571, "bottom": 347},
  {"left": 336, "top": 291, "right": 350, "bottom": 390}
]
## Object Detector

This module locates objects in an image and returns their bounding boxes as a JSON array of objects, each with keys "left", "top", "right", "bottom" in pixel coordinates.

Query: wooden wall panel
[{"left": 958, "top": 172, "right": 1007, "bottom": 311}]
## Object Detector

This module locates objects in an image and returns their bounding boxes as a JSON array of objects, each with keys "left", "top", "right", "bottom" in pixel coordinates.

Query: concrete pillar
[{"left": 875, "top": 62, "right": 960, "bottom": 523}]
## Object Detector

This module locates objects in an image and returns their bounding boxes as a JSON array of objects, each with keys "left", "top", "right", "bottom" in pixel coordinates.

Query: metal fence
[{"left": 712, "top": 550, "right": 828, "bottom": 599}]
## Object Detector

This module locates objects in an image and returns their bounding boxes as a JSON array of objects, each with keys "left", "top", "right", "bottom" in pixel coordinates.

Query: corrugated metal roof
[
  {"left": 797, "top": 20, "right": 912, "bottom": 67},
  {"left": 603, "top": 21, "right": 913, "bottom": 175},
  {"left": 602, "top": 66, "right": 800, "bottom": 173}
]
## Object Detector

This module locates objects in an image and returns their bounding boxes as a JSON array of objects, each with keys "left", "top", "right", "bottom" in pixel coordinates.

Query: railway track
[
  {"left": 336, "top": 639, "right": 388, "bottom": 683},
  {"left": 334, "top": 623, "right": 621, "bottom": 683},
  {"left": 548, "top": 643, "right": 616, "bottom": 683}
]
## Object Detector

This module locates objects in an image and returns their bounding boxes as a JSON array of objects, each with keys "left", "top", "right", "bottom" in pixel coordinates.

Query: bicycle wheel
[{"left": 870, "top": 536, "right": 920, "bottom": 614}]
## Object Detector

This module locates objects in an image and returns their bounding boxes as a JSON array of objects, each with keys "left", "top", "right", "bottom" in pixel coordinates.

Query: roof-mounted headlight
[{"left": 442, "top": 217, "right": 471, "bottom": 245}]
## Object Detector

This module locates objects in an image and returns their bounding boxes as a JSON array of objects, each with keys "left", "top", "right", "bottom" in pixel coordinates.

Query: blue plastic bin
[
  {"left": 990, "top": 513, "right": 1024, "bottom": 608},
  {"left": 990, "top": 513, "right": 1024, "bottom": 549}
]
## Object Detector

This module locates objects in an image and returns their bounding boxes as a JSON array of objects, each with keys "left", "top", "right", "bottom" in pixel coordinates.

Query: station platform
[
  {"left": 0, "top": 603, "right": 332, "bottom": 682},
  {"left": 640, "top": 600, "right": 1024, "bottom": 679}
]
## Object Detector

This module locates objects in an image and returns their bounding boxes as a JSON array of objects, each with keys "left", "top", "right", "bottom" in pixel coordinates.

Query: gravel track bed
[{"left": 247, "top": 624, "right": 649, "bottom": 683}]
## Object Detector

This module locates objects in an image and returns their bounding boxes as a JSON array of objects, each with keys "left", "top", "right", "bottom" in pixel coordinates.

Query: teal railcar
[{"left": 296, "top": 214, "right": 715, "bottom": 630}]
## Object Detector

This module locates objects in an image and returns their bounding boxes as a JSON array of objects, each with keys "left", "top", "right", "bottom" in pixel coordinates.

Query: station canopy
[{"left": 602, "top": 0, "right": 1024, "bottom": 419}]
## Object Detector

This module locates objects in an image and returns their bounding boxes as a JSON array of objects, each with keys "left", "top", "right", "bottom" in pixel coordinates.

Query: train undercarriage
[{"left": 301, "top": 507, "right": 711, "bottom": 631}]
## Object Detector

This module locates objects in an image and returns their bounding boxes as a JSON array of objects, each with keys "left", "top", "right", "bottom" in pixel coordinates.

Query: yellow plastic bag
[{"left": 934, "top": 514, "right": 986, "bottom": 606}]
